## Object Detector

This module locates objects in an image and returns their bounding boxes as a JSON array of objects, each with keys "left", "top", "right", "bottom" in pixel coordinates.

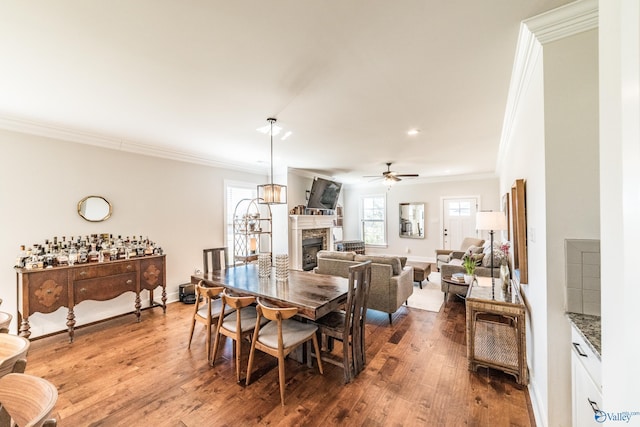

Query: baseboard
[{"left": 528, "top": 372, "right": 547, "bottom": 427}]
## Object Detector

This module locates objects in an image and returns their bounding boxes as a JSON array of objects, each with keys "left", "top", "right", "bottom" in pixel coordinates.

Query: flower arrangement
[
  {"left": 462, "top": 250, "right": 476, "bottom": 275},
  {"left": 499, "top": 242, "right": 511, "bottom": 265},
  {"left": 500, "top": 242, "right": 510, "bottom": 256}
]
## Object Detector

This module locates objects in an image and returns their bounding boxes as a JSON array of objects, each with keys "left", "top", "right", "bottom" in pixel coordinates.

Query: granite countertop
[{"left": 567, "top": 312, "right": 601, "bottom": 359}]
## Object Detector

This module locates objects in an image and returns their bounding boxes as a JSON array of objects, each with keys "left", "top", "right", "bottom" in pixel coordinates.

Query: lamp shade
[
  {"left": 476, "top": 211, "right": 507, "bottom": 231},
  {"left": 257, "top": 183, "right": 287, "bottom": 204}
]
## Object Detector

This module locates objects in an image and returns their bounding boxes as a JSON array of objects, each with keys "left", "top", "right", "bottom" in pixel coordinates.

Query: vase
[
  {"left": 464, "top": 274, "right": 474, "bottom": 285},
  {"left": 500, "top": 263, "right": 510, "bottom": 291}
]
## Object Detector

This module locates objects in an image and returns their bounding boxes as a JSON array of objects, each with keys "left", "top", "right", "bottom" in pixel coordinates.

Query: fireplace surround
[{"left": 289, "top": 215, "right": 336, "bottom": 270}]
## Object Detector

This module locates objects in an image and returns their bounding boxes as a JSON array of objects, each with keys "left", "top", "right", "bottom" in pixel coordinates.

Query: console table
[
  {"left": 465, "top": 278, "right": 527, "bottom": 384},
  {"left": 15, "top": 255, "right": 166, "bottom": 342}
]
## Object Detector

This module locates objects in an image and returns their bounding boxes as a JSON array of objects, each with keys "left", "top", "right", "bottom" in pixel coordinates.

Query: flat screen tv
[{"left": 307, "top": 177, "right": 342, "bottom": 210}]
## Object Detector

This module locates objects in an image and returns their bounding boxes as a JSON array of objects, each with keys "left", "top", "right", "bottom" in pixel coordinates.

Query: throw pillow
[
  {"left": 482, "top": 248, "right": 505, "bottom": 267},
  {"left": 467, "top": 245, "right": 484, "bottom": 254},
  {"left": 398, "top": 256, "right": 408, "bottom": 268},
  {"left": 472, "top": 253, "right": 484, "bottom": 266}
]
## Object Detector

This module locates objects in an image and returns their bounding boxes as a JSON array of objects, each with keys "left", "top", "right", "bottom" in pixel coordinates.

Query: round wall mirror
[{"left": 78, "top": 196, "right": 112, "bottom": 222}]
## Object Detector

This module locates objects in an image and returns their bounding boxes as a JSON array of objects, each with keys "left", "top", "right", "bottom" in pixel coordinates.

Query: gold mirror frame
[
  {"left": 78, "top": 196, "right": 112, "bottom": 222},
  {"left": 511, "top": 180, "right": 528, "bottom": 284},
  {"left": 399, "top": 202, "right": 425, "bottom": 239}
]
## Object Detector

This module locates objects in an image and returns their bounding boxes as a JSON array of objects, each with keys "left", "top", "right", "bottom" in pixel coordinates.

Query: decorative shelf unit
[{"left": 233, "top": 198, "right": 272, "bottom": 264}]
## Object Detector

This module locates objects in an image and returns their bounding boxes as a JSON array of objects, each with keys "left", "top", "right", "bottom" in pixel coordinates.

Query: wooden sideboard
[{"left": 15, "top": 255, "right": 166, "bottom": 342}]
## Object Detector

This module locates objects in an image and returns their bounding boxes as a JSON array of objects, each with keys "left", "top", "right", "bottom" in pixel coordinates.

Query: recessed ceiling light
[{"left": 407, "top": 129, "right": 420, "bottom": 136}]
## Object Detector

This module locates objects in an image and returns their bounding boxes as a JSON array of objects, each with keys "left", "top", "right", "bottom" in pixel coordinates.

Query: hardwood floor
[{"left": 25, "top": 296, "right": 534, "bottom": 426}]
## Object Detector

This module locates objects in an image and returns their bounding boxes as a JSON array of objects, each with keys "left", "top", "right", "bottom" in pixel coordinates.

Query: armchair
[{"left": 435, "top": 237, "right": 484, "bottom": 270}]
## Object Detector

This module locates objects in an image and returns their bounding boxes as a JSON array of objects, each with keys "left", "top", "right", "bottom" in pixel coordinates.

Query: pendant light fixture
[{"left": 257, "top": 117, "right": 287, "bottom": 204}]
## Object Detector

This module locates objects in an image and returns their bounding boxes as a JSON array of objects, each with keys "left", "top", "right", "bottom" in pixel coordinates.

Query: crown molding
[
  {"left": 0, "top": 114, "right": 266, "bottom": 175},
  {"left": 496, "top": 0, "right": 598, "bottom": 172},
  {"left": 524, "top": 0, "right": 598, "bottom": 45}
]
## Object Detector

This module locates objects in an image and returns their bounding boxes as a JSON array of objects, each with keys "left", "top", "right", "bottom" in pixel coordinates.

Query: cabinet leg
[
  {"left": 135, "top": 293, "right": 141, "bottom": 322},
  {"left": 66, "top": 309, "right": 75, "bottom": 343},
  {"left": 161, "top": 286, "right": 167, "bottom": 313},
  {"left": 19, "top": 318, "right": 31, "bottom": 339}
]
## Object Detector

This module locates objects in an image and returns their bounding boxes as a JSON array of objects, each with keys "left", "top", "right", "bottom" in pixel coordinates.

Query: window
[
  {"left": 225, "top": 181, "right": 257, "bottom": 259},
  {"left": 361, "top": 194, "right": 387, "bottom": 246},
  {"left": 448, "top": 201, "right": 472, "bottom": 217}
]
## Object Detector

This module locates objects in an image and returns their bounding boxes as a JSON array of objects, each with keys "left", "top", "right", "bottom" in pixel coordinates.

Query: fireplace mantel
[{"left": 289, "top": 215, "right": 336, "bottom": 270}]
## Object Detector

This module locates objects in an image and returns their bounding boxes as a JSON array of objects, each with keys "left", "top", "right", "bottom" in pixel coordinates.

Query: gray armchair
[{"left": 435, "top": 237, "right": 484, "bottom": 270}]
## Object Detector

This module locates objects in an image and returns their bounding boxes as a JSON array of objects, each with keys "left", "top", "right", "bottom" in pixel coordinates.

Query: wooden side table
[{"left": 465, "top": 278, "right": 527, "bottom": 385}]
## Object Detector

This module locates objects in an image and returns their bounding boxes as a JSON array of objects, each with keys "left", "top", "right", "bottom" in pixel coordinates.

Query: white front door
[{"left": 442, "top": 197, "right": 478, "bottom": 250}]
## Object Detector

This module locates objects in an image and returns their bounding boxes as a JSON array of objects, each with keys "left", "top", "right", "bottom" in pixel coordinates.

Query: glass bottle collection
[{"left": 15, "top": 234, "right": 163, "bottom": 270}]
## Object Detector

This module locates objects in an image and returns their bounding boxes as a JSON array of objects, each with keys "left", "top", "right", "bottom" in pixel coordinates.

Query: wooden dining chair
[
  {"left": 0, "top": 334, "right": 30, "bottom": 379},
  {"left": 210, "top": 290, "right": 269, "bottom": 382},
  {"left": 0, "top": 373, "right": 58, "bottom": 427},
  {"left": 312, "top": 260, "right": 372, "bottom": 383},
  {"left": 203, "top": 247, "right": 229, "bottom": 274},
  {"left": 0, "top": 299, "right": 10, "bottom": 334},
  {"left": 0, "top": 312, "right": 11, "bottom": 334},
  {"left": 187, "top": 281, "right": 234, "bottom": 359},
  {"left": 246, "top": 298, "right": 324, "bottom": 406}
]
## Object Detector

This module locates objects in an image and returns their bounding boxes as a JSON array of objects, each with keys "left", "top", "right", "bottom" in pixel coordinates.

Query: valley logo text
[{"left": 595, "top": 410, "right": 640, "bottom": 423}]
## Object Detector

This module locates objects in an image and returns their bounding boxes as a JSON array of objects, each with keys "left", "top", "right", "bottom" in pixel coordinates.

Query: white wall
[
  {"left": 498, "top": 26, "right": 599, "bottom": 427},
  {"left": 543, "top": 28, "right": 600, "bottom": 426},
  {"left": 499, "top": 46, "right": 550, "bottom": 424},
  {"left": 341, "top": 177, "right": 499, "bottom": 260},
  {"left": 0, "top": 129, "right": 266, "bottom": 337},
  {"left": 599, "top": 0, "right": 640, "bottom": 414}
]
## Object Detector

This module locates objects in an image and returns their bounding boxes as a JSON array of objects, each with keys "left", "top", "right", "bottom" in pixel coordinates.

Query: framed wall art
[{"left": 511, "top": 179, "right": 528, "bottom": 284}]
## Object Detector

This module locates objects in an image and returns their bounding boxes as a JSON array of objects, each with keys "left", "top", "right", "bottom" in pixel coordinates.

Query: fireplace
[
  {"left": 289, "top": 215, "right": 336, "bottom": 270},
  {"left": 302, "top": 237, "right": 323, "bottom": 271}
]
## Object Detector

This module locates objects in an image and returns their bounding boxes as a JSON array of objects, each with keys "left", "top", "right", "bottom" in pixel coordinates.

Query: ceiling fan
[{"left": 364, "top": 162, "right": 419, "bottom": 183}]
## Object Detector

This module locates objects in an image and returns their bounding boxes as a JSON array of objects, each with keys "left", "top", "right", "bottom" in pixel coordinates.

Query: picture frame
[{"left": 511, "top": 179, "right": 528, "bottom": 284}]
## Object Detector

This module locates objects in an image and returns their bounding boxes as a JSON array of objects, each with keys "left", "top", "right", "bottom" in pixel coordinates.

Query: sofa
[
  {"left": 434, "top": 237, "right": 484, "bottom": 270},
  {"left": 439, "top": 242, "right": 507, "bottom": 302},
  {"left": 314, "top": 251, "right": 414, "bottom": 324}
]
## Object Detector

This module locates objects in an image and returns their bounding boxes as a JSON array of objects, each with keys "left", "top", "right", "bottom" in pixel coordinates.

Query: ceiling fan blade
[{"left": 395, "top": 174, "right": 419, "bottom": 178}]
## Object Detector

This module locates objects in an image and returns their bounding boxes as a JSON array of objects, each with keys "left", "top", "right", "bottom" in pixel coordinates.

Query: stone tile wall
[{"left": 565, "top": 239, "right": 600, "bottom": 315}]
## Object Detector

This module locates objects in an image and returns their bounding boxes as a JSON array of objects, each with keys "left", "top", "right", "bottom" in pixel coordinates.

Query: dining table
[{"left": 190, "top": 263, "right": 350, "bottom": 321}]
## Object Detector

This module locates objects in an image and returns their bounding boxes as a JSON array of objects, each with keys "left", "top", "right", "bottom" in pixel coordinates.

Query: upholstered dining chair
[
  {"left": 0, "top": 334, "right": 30, "bottom": 379},
  {"left": 210, "top": 289, "right": 268, "bottom": 382},
  {"left": 246, "top": 298, "right": 324, "bottom": 406},
  {"left": 0, "top": 373, "right": 58, "bottom": 427},
  {"left": 187, "top": 281, "right": 234, "bottom": 359},
  {"left": 203, "top": 247, "right": 229, "bottom": 274},
  {"left": 312, "top": 260, "right": 372, "bottom": 383}
]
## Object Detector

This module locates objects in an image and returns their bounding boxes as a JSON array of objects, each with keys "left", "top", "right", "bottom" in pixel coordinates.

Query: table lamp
[{"left": 476, "top": 211, "right": 508, "bottom": 299}]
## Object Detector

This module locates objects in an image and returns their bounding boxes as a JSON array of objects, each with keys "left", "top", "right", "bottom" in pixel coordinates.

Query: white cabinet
[{"left": 571, "top": 325, "right": 602, "bottom": 427}]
